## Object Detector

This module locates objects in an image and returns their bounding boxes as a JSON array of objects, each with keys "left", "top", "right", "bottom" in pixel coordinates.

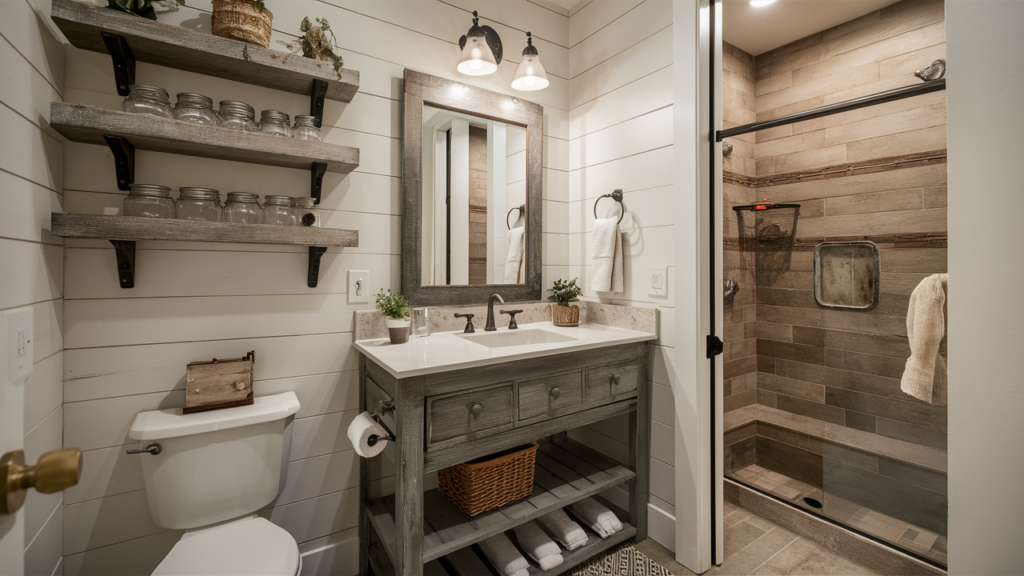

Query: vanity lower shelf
[{"left": 366, "top": 439, "right": 635, "bottom": 565}]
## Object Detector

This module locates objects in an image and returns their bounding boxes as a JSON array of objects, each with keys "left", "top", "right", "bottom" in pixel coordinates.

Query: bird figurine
[
  {"left": 915, "top": 59, "right": 946, "bottom": 82},
  {"left": 722, "top": 140, "right": 734, "bottom": 157}
]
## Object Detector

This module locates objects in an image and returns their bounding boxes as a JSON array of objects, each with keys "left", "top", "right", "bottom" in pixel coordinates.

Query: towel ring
[
  {"left": 506, "top": 204, "right": 526, "bottom": 230},
  {"left": 594, "top": 189, "right": 624, "bottom": 225}
]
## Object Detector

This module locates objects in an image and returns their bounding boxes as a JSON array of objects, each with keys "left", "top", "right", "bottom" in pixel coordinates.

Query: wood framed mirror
[{"left": 402, "top": 69, "right": 543, "bottom": 305}]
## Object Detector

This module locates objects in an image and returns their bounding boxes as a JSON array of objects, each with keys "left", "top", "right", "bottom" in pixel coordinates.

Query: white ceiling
[{"left": 722, "top": 0, "right": 902, "bottom": 56}]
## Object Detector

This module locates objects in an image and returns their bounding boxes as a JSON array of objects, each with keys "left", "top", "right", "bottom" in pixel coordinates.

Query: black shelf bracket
[
  {"left": 109, "top": 240, "right": 136, "bottom": 288},
  {"left": 104, "top": 135, "right": 135, "bottom": 191},
  {"left": 311, "top": 161, "right": 327, "bottom": 204},
  {"left": 310, "top": 79, "right": 328, "bottom": 128},
  {"left": 100, "top": 33, "right": 135, "bottom": 96},
  {"left": 308, "top": 246, "right": 327, "bottom": 288}
]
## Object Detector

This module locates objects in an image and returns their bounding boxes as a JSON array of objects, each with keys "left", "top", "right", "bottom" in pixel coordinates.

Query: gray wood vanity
[{"left": 357, "top": 339, "right": 651, "bottom": 576}]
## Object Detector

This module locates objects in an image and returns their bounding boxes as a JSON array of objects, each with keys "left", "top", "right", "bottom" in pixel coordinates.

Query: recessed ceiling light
[{"left": 750, "top": 0, "right": 776, "bottom": 6}]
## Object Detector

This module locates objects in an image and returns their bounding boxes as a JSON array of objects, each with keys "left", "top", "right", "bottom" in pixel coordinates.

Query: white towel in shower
[
  {"left": 512, "top": 521, "right": 563, "bottom": 571},
  {"left": 504, "top": 225, "right": 525, "bottom": 284},
  {"left": 591, "top": 218, "right": 623, "bottom": 293},
  {"left": 478, "top": 533, "right": 530, "bottom": 576},
  {"left": 570, "top": 497, "right": 622, "bottom": 539},
  {"left": 900, "top": 273, "right": 948, "bottom": 405},
  {"left": 537, "top": 508, "right": 588, "bottom": 550}
]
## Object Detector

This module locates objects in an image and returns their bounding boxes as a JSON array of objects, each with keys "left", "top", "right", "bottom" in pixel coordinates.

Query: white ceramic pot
[{"left": 385, "top": 317, "right": 411, "bottom": 344}]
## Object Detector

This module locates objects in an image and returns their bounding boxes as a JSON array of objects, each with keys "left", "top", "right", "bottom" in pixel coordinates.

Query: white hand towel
[
  {"left": 512, "top": 521, "right": 563, "bottom": 571},
  {"left": 537, "top": 508, "right": 588, "bottom": 551},
  {"left": 900, "top": 274, "right": 948, "bottom": 405},
  {"left": 591, "top": 218, "right": 623, "bottom": 293},
  {"left": 346, "top": 411, "right": 388, "bottom": 458},
  {"left": 478, "top": 533, "right": 530, "bottom": 576},
  {"left": 570, "top": 498, "right": 622, "bottom": 539},
  {"left": 504, "top": 226, "right": 526, "bottom": 284}
]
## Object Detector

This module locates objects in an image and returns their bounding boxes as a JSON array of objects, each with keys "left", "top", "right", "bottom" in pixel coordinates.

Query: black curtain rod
[{"left": 716, "top": 78, "right": 946, "bottom": 142}]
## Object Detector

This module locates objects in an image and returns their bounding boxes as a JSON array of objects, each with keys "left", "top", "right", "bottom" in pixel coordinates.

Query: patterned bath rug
[{"left": 565, "top": 542, "right": 675, "bottom": 576}]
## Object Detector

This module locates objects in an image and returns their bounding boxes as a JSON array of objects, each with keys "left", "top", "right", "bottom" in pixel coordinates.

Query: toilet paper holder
[{"left": 368, "top": 400, "right": 397, "bottom": 447}]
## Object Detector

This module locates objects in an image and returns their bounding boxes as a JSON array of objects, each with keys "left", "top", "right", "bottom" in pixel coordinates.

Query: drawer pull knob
[
  {"left": 471, "top": 403, "right": 483, "bottom": 418},
  {"left": 234, "top": 381, "right": 247, "bottom": 391},
  {"left": 612, "top": 373, "right": 621, "bottom": 385},
  {"left": 550, "top": 387, "right": 560, "bottom": 400}
]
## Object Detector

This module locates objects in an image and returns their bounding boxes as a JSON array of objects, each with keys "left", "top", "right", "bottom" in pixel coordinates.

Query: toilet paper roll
[{"left": 347, "top": 411, "right": 389, "bottom": 458}]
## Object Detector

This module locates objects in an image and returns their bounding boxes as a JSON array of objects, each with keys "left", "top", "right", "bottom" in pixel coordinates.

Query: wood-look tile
[
  {"left": 757, "top": 32, "right": 825, "bottom": 66},
  {"left": 791, "top": 326, "right": 825, "bottom": 347},
  {"left": 845, "top": 411, "right": 877, "bottom": 434},
  {"left": 725, "top": 355, "right": 758, "bottom": 380},
  {"left": 877, "top": 456, "right": 947, "bottom": 495},
  {"left": 822, "top": 330, "right": 910, "bottom": 359},
  {"left": 821, "top": 0, "right": 943, "bottom": 60},
  {"left": 758, "top": 373, "right": 826, "bottom": 403},
  {"left": 875, "top": 417, "right": 947, "bottom": 451},
  {"left": 828, "top": 462, "right": 946, "bottom": 536},
  {"left": 757, "top": 422, "right": 823, "bottom": 455},
  {"left": 756, "top": 436, "right": 823, "bottom": 489},
  {"left": 761, "top": 163, "right": 946, "bottom": 202},
  {"left": 921, "top": 186, "right": 947, "bottom": 208},
  {"left": 847, "top": 126, "right": 947, "bottom": 163},
  {"left": 756, "top": 389, "right": 777, "bottom": 408},
  {"left": 756, "top": 287, "right": 817, "bottom": 309},
  {"left": 753, "top": 321, "right": 793, "bottom": 342},
  {"left": 823, "top": 10, "right": 880, "bottom": 42},
  {"left": 825, "top": 388, "right": 946, "bottom": 432},
  {"left": 824, "top": 188, "right": 924, "bottom": 216},
  {"left": 776, "top": 394, "right": 846, "bottom": 426},
  {"left": 757, "top": 339, "right": 826, "bottom": 366},
  {"left": 878, "top": 43, "right": 946, "bottom": 80}
]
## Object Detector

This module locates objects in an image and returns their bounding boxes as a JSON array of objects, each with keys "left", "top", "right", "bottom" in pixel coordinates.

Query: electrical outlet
[
  {"left": 648, "top": 266, "right": 667, "bottom": 297},
  {"left": 348, "top": 270, "right": 369, "bottom": 304},
  {"left": 2, "top": 307, "right": 33, "bottom": 385}
]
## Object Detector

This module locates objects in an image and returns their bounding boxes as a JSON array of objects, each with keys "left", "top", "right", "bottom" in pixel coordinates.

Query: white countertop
[{"left": 354, "top": 322, "right": 657, "bottom": 378}]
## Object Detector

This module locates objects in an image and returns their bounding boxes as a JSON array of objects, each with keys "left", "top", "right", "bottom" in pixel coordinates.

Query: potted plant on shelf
[
  {"left": 548, "top": 278, "right": 582, "bottom": 327},
  {"left": 375, "top": 288, "right": 411, "bottom": 344},
  {"left": 278, "top": 17, "right": 345, "bottom": 77},
  {"left": 212, "top": 0, "right": 273, "bottom": 48}
]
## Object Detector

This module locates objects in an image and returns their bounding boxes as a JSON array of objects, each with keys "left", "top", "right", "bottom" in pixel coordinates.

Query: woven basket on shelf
[
  {"left": 212, "top": 0, "right": 273, "bottom": 48},
  {"left": 438, "top": 444, "right": 539, "bottom": 517}
]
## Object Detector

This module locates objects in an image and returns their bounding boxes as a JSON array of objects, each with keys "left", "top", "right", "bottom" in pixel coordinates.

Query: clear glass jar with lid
[
  {"left": 292, "top": 197, "right": 321, "bottom": 227},
  {"left": 124, "top": 184, "right": 175, "bottom": 218},
  {"left": 263, "top": 195, "right": 296, "bottom": 226},
  {"left": 176, "top": 187, "right": 222, "bottom": 221},
  {"left": 217, "top": 101, "right": 257, "bottom": 132},
  {"left": 223, "top": 192, "right": 263, "bottom": 224},
  {"left": 173, "top": 93, "right": 217, "bottom": 125},
  {"left": 259, "top": 110, "right": 292, "bottom": 137},
  {"left": 122, "top": 84, "right": 173, "bottom": 119},
  {"left": 292, "top": 115, "right": 322, "bottom": 142}
]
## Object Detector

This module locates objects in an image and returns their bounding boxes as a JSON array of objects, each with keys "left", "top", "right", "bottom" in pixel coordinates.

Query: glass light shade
[
  {"left": 457, "top": 35, "right": 498, "bottom": 76},
  {"left": 511, "top": 54, "right": 549, "bottom": 91}
]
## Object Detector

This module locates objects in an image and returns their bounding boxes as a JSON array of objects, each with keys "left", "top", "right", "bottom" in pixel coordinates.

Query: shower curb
[{"left": 725, "top": 478, "right": 945, "bottom": 576}]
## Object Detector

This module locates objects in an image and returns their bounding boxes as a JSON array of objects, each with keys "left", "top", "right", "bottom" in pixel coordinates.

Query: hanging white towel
[
  {"left": 537, "top": 508, "right": 588, "bottom": 551},
  {"left": 478, "top": 533, "right": 530, "bottom": 576},
  {"left": 512, "top": 521, "right": 563, "bottom": 571},
  {"left": 504, "top": 226, "right": 526, "bottom": 284},
  {"left": 900, "top": 274, "right": 948, "bottom": 405},
  {"left": 570, "top": 498, "right": 622, "bottom": 539},
  {"left": 591, "top": 218, "right": 623, "bottom": 293}
]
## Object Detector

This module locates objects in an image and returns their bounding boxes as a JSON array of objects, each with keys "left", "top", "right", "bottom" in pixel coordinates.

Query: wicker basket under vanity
[
  {"left": 438, "top": 444, "right": 539, "bottom": 517},
  {"left": 212, "top": 0, "right": 273, "bottom": 48}
]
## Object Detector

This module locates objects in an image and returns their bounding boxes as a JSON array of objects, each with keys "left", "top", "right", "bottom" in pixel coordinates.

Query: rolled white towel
[
  {"left": 479, "top": 533, "right": 530, "bottom": 576},
  {"left": 537, "top": 508, "right": 588, "bottom": 551},
  {"left": 512, "top": 521, "right": 564, "bottom": 571},
  {"left": 570, "top": 498, "right": 623, "bottom": 539}
]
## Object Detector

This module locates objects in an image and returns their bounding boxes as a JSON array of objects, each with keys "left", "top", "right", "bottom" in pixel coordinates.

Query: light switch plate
[
  {"left": 2, "top": 307, "right": 33, "bottom": 385},
  {"left": 348, "top": 270, "right": 369, "bottom": 304},
  {"left": 648, "top": 266, "right": 667, "bottom": 296}
]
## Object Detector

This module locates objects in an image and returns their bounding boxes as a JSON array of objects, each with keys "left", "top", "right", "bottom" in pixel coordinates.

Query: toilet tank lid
[{"left": 129, "top": 391, "right": 301, "bottom": 441}]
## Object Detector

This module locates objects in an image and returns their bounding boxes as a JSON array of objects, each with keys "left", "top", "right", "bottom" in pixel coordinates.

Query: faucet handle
[
  {"left": 454, "top": 313, "right": 475, "bottom": 333},
  {"left": 500, "top": 309, "right": 524, "bottom": 329}
]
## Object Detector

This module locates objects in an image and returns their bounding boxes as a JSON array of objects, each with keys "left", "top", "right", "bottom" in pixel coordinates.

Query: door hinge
[{"left": 706, "top": 335, "right": 724, "bottom": 359}]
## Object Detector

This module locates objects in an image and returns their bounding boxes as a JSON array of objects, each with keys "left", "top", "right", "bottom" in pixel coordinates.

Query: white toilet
[{"left": 128, "top": 391, "right": 303, "bottom": 575}]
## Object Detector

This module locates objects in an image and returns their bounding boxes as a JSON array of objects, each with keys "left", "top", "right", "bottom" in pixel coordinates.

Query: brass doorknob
[{"left": 1, "top": 448, "right": 82, "bottom": 515}]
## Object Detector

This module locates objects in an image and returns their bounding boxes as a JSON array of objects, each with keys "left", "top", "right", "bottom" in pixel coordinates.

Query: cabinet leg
[
  {"left": 631, "top": 343, "right": 651, "bottom": 541},
  {"left": 394, "top": 377, "right": 425, "bottom": 575}
]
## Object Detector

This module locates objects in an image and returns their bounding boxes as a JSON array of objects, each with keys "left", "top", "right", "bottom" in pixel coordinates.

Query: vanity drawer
[
  {"left": 586, "top": 360, "right": 639, "bottom": 405},
  {"left": 427, "top": 383, "right": 514, "bottom": 446},
  {"left": 517, "top": 370, "right": 583, "bottom": 423}
]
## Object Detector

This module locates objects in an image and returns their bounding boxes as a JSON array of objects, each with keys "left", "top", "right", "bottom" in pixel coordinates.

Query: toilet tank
[{"left": 128, "top": 392, "right": 301, "bottom": 530}]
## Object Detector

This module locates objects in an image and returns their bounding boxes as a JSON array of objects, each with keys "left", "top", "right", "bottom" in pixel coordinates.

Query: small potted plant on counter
[
  {"left": 548, "top": 278, "right": 582, "bottom": 327},
  {"left": 376, "top": 288, "right": 411, "bottom": 344}
]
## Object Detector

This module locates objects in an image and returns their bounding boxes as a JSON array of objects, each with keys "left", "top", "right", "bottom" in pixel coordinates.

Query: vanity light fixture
[
  {"left": 457, "top": 11, "right": 502, "bottom": 76},
  {"left": 749, "top": 0, "right": 776, "bottom": 6},
  {"left": 511, "top": 32, "right": 549, "bottom": 91}
]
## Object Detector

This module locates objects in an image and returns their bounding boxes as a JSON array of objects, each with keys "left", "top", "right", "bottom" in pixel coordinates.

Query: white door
[{"left": 0, "top": 372, "right": 25, "bottom": 575}]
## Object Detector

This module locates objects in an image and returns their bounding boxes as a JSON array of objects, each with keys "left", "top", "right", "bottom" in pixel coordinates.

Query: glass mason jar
[
  {"left": 122, "top": 84, "right": 173, "bottom": 119},
  {"left": 259, "top": 110, "right": 291, "bottom": 137},
  {"left": 223, "top": 192, "right": 263, "bottom": 224},
  {"left": 217, "top": 100, "right": 257, "bottom": 132},
  {"left": 173, "top": 93, "right": 217, "bottom": 125},
  {"left": 124, "top": 184, "right": 175, "bottom": 218},
  {"left": 292, "top": 115, "right": 322, "bottom": 142},
  {"left": 263, "top": 195, "right": 296, "bottom": 226},
  {"left": 176, "top": 187, "right": 222, "bottom": 221},
  {"left": 292, "top": 197, "right": 321, "bottom": 227}
]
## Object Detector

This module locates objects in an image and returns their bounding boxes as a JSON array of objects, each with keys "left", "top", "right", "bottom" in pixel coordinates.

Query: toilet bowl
[{"left": 128, "top": 392, "right": 302, "bottom": 575}]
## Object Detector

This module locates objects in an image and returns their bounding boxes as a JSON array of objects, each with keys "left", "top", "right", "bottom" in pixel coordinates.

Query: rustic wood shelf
[
  {"left": 51, "top": 213, "right": 357, "bottom": 288},
  {"left": 51, "top": 103, "right": 359, "bottom": 175},
  {"left": 366, "top": 439, "right": 635, "bottom": 566},
  {"left": 51, "top": 0, "right": 359, "bottom": 103}
]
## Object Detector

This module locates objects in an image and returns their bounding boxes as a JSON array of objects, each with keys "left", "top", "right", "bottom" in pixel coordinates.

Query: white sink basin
[{"left": 457, "top": 328, "right": 578, "bottom": 348}]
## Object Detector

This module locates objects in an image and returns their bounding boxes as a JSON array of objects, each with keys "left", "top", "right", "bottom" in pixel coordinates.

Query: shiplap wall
[
  {"left": 0, "top": 1, "right": 66, "bottom": 575},
  {"left": 58, "top": 1, "right": 570, "bottom": 574},
  {"left": 564, "top": 0, "right": 678, "bottom": 551}
]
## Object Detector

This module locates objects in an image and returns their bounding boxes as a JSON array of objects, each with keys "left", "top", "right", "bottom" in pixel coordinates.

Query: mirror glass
[{"left": 420, "top": 105, "right": 528, "bottom": 286}]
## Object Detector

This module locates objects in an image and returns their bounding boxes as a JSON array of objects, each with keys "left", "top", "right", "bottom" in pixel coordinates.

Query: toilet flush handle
[{"left": 126, "top": 443, "right": 162, "bottom": 456}]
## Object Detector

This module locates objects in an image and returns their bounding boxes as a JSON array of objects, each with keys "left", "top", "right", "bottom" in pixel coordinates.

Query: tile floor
[{"left": 730, "top": 464, "right": 947, "bottom": 566}]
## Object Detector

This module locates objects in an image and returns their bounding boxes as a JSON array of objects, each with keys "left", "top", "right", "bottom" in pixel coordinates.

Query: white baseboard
[{"left": 299, "top": 528, "right": 359, "bottom": 576}]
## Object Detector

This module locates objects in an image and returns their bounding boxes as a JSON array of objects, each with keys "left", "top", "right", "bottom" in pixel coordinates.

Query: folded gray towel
[
  {"left": 538, "top": 508, "right": 588, "bottom": 550},
  {"left": 479, "top": 533, "right": 530, "bottom": 576},
  {"left": 513, "top": 521, "right": 564, "bottom": 571},
  {"left": 570, "top": 497, "right": 622, "bottom": 539}
]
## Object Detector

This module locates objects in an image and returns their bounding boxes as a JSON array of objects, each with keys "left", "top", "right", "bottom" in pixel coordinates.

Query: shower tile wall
[{"left": 722, "top": 0, "right": 948, "bottom": 452}]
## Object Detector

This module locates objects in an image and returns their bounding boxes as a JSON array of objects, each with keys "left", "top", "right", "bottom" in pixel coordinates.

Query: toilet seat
[{"left": 153, "top": 515, "right": 300, "bottom": 576}]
